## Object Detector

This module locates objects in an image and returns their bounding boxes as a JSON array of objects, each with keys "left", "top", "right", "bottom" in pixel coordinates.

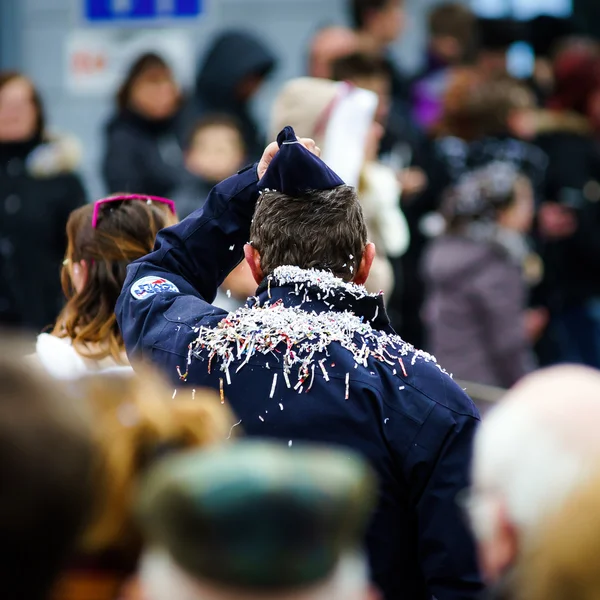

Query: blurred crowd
[
  {"left": 2, "top": 2, "right": 600, "bottom": 600},
  {"left": 2, "top": 1, "right": 600, "bottom": 385}
]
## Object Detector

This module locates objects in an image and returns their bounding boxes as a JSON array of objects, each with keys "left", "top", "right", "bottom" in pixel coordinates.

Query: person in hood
[
  {"left": 423, "top": 163, "right": 539, "bottom": 389},
  {"left": 190, "top": 30, "right": 277, "bottom": 162},
  {"left": 102, "top": 53, "right": 187, "bottom": 198},
  {"left": 0, "top": 71, "right": 86, "bottom": 333},
  {"left": 116, "top": 128, "right": 483, "bottom": 600},
  {"left": 33, "top": 193, "right": 178, "bottom": 380}
]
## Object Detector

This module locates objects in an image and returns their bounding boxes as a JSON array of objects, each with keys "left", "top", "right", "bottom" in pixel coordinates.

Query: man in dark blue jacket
[{"left": 116, "top": 127, "right": 483, "bottom": 600}]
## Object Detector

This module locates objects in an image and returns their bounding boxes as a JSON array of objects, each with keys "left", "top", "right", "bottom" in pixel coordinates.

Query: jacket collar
[{"left": 247, "top": 266, "right": 392, "bottom": 332}]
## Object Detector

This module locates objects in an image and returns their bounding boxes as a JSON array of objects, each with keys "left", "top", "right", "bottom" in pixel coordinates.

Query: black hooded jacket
[
  {"left": 0, "top": 137, "right": 86, "bottom": 332},
  {"left": 189, "top": 31, "right": 276, "bottom": 161}
]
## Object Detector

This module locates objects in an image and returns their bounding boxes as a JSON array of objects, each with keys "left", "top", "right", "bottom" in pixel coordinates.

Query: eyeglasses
[{"left": 91, "top": 194, "right": 176, "bottom": 229}]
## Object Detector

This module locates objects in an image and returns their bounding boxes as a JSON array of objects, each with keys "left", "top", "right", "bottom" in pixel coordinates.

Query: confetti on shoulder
[
  {"left": 269, "top": 265, "right": 380, "bottom": 300},
  {"left": 188, "top": 267, "right": 442, "bottom": 390}
]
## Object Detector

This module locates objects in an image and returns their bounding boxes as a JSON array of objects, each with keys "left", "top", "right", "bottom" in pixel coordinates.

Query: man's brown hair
[{"left": 250, "top": 186, "right": 367, "bottom": 281}]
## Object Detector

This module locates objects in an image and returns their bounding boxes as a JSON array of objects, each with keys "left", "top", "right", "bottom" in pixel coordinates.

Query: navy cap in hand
[{"left": 258, "top": 126, "right": 345, "bottom": 196}]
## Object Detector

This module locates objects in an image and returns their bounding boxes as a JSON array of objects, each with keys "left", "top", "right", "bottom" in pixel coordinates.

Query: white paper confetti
[
  {"left": 189, "top": 267, "right": 442, "bottom": 395},
  {"left": 227, "top": 419, "right": 242, "bottom": 439},
  {"left": 269, "top": 373, "right": 278, "bottom": 398}
]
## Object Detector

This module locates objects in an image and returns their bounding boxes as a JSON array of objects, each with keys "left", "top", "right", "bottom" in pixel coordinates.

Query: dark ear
[
  {"left": 353, "top": 243, "right": 376, "bottom": 286},
  {"left": 244, "top": 244, "right": 265, "bottom": 285}
]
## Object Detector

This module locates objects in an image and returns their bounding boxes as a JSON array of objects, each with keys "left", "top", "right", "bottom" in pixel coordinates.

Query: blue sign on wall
[{"left": 85, "top": 0, "right": 202, "bottom": 21}]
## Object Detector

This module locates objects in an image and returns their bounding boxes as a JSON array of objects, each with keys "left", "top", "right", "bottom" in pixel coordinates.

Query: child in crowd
[
  {"left": 175, "top": 114, "right": 256, "bottom": 310},
  {"left": 174, "top": 114, "right": 247, "bottom": 218},
  {"left": 422, "top": 163, "right": 542, "bottom": 389}
]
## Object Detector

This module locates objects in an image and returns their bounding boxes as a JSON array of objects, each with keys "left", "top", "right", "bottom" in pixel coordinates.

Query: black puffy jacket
[{"left": 0, "top": 136, "right": 86, "bottom": 332}]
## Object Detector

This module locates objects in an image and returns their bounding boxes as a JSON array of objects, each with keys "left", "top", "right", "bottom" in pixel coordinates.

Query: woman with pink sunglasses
[{"left": 33, "top": 194, "right": 178, "bottom": 379}]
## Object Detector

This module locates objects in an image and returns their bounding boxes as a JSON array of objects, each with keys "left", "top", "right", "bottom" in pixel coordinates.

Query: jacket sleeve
[
  {"left": 409, "top": 403, "right": 483, "bottom": 600},
  {"left": 116, "top": 165, "right": 260, "bottom": 363},
  {"left": 471, "top": 257, "right": 533, "bottom": 387}
]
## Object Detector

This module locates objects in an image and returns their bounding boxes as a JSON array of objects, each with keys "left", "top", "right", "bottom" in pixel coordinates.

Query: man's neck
[{"left": 355, "top": 31, "right": 387, "bottom": 56}]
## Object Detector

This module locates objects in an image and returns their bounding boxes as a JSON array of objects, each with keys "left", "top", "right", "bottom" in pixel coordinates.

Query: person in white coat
[{"left": 34, "top": 193, "right": 178, "bottom": 379}]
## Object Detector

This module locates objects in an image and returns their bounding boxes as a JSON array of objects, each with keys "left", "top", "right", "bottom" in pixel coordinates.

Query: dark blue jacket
[{"left": 116, "top": 165, "right": 483, "bottom": 600}]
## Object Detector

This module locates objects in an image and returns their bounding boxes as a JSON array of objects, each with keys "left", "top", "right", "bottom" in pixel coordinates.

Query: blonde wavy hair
[{"left": 78, "top": 369, "right": 236, "bottom": 556}]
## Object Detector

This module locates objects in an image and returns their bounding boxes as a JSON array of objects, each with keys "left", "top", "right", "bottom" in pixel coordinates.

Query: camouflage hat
[{"left": 136, "top": 440, "right": 376, "bottom": 591}]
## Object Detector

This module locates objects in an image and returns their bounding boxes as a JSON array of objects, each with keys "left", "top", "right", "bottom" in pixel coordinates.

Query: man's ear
[
  {"left": 244, "top": 244, "right": 265, "bottom": 285},
  {"left": 353, "top": 243, "right": 376, "bottom": 286}
]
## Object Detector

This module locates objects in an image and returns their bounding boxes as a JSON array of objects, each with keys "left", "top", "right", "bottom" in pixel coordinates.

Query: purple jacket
[{"left": 422, "top": 234, "right": 535, "bottom": 388}]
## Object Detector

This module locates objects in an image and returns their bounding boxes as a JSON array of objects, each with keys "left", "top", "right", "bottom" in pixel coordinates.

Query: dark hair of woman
[
  {"left": 116, "top": 53, "right": 173, "bottom": 112},
  {"left": 52, "top": 199, "right": 177, "bottom": 363}
]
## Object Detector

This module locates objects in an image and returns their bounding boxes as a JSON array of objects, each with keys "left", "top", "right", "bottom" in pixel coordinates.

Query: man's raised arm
[{"left": 116, "top": 138, "right": 319, "bottom": 364}]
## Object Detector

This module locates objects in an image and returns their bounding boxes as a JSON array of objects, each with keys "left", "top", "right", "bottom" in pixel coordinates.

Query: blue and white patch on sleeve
[{"left": 131, "top": 276, "right": 180, "bottom": 300}]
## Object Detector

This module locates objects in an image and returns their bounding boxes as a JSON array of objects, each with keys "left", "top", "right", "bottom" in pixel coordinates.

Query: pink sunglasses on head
[{"left": 91, "top": 194, "right": 176, "bottom": 229}]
